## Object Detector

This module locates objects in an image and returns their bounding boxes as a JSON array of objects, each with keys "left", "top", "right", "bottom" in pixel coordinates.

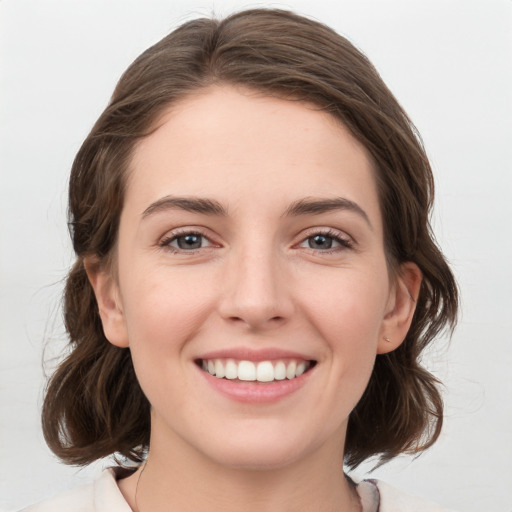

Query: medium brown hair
[{"left": 42, "top": 8, "right": 458, "bottom": 469}]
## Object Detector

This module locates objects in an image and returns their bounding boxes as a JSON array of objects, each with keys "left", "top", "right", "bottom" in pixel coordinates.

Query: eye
[
  {"left": 298, "top": 230, "right": 353, "bottom": 251},
  {"left": 160, "top": 231, "right": 213, "bottom": 251},
  {"left": 305, "top": 234, "right": 337, "bottom": 250}
]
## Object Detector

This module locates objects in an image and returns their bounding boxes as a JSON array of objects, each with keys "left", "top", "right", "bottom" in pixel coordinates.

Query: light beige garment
[{"left": 21, "top": 468, "right": 456, "bottom": 512}]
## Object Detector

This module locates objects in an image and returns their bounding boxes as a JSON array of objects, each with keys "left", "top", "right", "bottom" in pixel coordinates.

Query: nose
[{"left": 218, "top": 246, "right": 294, "bottom": 330}]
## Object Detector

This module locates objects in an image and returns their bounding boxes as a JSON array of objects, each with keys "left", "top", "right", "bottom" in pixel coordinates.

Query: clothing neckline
[{"left": 110, "top": 467, "right": 380, "bottom": 512}]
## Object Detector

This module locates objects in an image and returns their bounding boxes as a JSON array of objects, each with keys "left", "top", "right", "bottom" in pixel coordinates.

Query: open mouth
[{"left": 196, "top": 358, "right": 317, "bottom": 383}]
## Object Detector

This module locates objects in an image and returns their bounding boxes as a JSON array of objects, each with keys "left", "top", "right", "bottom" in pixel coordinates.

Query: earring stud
[{"left": 383, "top": 336, "right": 391, "bottom": 342}]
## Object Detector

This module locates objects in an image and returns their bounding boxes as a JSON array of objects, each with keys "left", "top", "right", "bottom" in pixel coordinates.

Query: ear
[
  {"left": 378, "top": 262, "right": 422, "bottom": 355},
  {"left": 84, "top": 257, "right": 129, "bottom": 348}
]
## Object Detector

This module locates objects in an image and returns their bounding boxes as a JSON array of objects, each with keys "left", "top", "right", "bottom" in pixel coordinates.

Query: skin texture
[{"left": 87, "top": 85, "right": 421, "bottom": 512}]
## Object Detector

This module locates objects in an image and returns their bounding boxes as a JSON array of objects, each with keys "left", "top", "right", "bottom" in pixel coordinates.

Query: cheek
[
  {"left": 119, "top": 267, "right": 216, "bottom": 357},
  {"left": 299, "top": 268, "right": 389, "bottom": 384},
  {"left": 305, "top": 271, "right": 388, "bottom": 340},
  {"left": 118, "top": 269, "right": 219, "bottom": 412}
]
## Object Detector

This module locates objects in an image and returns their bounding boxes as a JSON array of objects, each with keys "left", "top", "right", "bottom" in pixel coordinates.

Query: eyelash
[
  {"left": 297, "top": 228, "right": 354, "bottom": 253},
  {"left": 158, "top": 228, "right": 354, "bottom": 254},
  {"left": 158, "top": 229, "right": 216, "bottom": 253}
]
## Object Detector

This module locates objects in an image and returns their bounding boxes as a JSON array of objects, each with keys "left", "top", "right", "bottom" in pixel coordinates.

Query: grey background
[{"left": 1, "top": 0, "right": 511, "bottom": 510}]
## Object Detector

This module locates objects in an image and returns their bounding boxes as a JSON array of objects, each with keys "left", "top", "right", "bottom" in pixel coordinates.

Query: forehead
[{"left": 126, "top": 85, "right": 380, "bottom": 224}]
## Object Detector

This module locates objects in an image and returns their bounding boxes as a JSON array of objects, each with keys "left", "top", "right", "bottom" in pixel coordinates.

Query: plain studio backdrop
[{"left": 0, "top": 1, "right": 511, "bottom": 511}]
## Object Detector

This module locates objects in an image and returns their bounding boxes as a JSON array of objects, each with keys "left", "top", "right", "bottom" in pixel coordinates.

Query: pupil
[
  {"left": 309, "top": 235, "right": 332, "bottom": 249},
  {"left": 178, "top": 234, "right": 201, "bottom": 249}
]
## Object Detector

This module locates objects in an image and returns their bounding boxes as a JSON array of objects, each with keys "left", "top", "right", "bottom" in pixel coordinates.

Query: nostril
[{"left": 227, "top": 314, "right": 285, "bottom": 326}]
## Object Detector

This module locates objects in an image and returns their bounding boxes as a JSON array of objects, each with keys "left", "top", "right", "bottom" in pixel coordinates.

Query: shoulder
[
  {"left": 20, "top": 469, "right": 132, "bottom": 512},
  {"left": 360, "top": 479, "right": 458, "bottom": 512}
]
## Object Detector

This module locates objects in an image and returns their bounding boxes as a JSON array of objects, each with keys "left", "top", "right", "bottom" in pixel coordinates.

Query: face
[{"left": 90, "top": 85, "right": 419, "bottom": 471}]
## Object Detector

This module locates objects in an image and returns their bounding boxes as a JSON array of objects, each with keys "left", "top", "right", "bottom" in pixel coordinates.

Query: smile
[{"left": 198, "top": 358, "right": 315, "bottom": 383}]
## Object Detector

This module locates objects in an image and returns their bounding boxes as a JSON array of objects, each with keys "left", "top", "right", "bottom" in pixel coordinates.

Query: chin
[
  {"left": 197, "top": 424, "right": 326, "bottom": 472},
  {"left": 209, "top": 444, "right": 304, "bottom": 472}
]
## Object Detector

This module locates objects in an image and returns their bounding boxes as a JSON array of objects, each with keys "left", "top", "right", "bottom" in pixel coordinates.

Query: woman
[{"left": 23, "top": 8, "right": 458, "bottom": 512}]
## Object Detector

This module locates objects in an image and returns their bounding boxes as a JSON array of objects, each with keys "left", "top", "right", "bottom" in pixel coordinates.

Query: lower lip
[{"left": 198, "top": 366, "right": 314, "bottom": 403}]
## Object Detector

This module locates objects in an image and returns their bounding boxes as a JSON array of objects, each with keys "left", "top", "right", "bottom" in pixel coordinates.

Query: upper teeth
[{"left": 201, "top": 359, "right": 310, "bottom": 382}]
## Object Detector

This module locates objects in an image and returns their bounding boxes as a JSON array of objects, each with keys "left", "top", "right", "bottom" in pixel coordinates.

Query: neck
[{"left": 120, "top": 428, "right": 360, "bottom": 512}]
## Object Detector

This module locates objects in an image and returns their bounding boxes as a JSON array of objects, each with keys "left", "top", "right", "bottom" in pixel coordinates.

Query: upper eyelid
[
  {"left": 295, "top": 226, "right": 353, "bottom": 242},
  {"left": 158, "top": 227, "right": 219, "bottom": 248},
  {"left": 159, "top": 226, "right": 216, "bottom": 239},
  {"left": 293, "top": 228, "right": 356, "bottom": 253},
  {"left": 156, "top": 226, "right": 354, "bottom": 246}
]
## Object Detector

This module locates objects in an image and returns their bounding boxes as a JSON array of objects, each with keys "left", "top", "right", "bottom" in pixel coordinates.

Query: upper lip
[{"left": 196, "top": 347, "right": 315, "bottom": 362}]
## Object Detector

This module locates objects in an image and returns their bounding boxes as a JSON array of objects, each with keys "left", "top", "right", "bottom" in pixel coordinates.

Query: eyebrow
[
  {"left": 142, "top": 196, "right": 227, "bottom": 218},
  {"left": 284, "top": 197, "right": 372, "bottom": 229},
  {"left": 141, "top": 194, "right": 371, "bottom": 229}
]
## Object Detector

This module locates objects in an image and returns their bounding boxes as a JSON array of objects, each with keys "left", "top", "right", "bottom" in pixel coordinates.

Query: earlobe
[
  {"left": 84, "top": 257, "right": 129, "bottom": 348},
  {"left": 378, "top": 262, "right": 422, "bottom": 354}
]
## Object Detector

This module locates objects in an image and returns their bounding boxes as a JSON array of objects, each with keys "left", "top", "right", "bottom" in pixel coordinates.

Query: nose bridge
[{"left": 219, "top": 238, "right": 291, "bottom": 328}]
